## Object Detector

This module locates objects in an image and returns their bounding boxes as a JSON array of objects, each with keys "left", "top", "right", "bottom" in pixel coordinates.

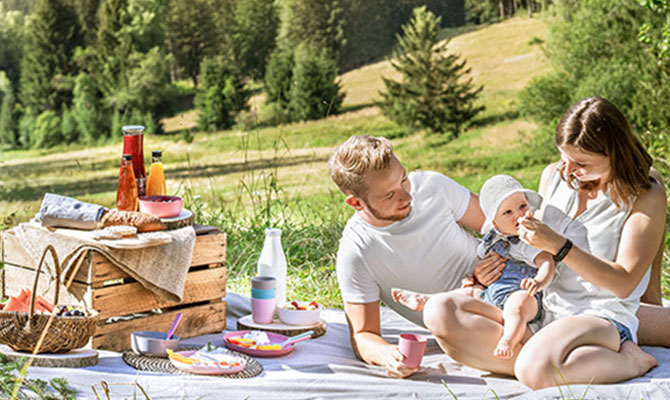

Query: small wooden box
[{"left": 1, "top": 228, "right": 227, "bottom": 352}]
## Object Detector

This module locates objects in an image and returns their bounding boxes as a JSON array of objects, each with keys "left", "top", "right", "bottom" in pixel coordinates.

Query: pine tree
[
  {"left": 288, "top": 43, "right": 344, "bottom": 122},
  {"left": 19, "top": 0, "right": 83, "bottom": 115},
  {"left": 165, "top": 0, "right": 216, "bottom": 87},
  {"left": 381, "top": 6, "right": 483, "bottom": 138},
  {"left": 233, "top": 0, "right": 279, "bottom": 79},
  {"left": 264, "top": 47, "right": 294, "bottom": 108},
  {"left": 278, "top": 0, "right": 346, "bottom": 62},
  {"left": 195, "top": 56, "right": 249, "bottom": 131}
]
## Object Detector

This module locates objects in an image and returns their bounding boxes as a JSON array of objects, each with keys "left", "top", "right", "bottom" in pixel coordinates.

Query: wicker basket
[{"left": 0, "top": 245, "right": 98, "bottom": 353}]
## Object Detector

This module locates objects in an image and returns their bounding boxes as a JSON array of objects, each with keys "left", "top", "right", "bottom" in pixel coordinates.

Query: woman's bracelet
[{"left": 553, "top": 239, "right": 573, "bottom": 262}]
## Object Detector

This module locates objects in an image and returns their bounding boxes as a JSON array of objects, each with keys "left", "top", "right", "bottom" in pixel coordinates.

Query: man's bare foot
[
  {"left": 391, "top": 288, "right": 431, "bottom": 311},
  {"left": 493, "top": 338, "right": 514, "bottom": 359},
  {"left": 621, "top": 341, "right": 658, "bottom": 377}
]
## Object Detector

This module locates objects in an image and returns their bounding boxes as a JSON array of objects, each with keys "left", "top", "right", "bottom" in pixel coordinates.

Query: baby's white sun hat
[{"left": 479, "top": 174, "right": 542, "bottom": 235}]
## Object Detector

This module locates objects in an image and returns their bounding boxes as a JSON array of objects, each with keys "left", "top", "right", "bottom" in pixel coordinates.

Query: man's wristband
[{"left": 553, "top": 239, "right": 573, "bottom": 263}]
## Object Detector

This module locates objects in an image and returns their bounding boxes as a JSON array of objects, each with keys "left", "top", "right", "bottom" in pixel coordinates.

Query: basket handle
[{"left": 28, "top": 245, "right": 61, "bottom": 322}]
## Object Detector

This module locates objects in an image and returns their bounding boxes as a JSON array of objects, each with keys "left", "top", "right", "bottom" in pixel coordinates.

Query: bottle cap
[
  {"left": 152, "top": 150, "right": 162, "bottom": 157},
  {"left": 122, "top": 154, "right": 133, "bottom": 161},
  {"left": 265, "top": 228, "right": 282, "bottom": 237},
  {"left": 122, "top": 125, "right": 145, "bottom": 135}
]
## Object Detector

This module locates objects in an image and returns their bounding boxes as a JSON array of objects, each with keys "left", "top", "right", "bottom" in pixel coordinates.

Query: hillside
[{"left": 0, "top": 16, "right": 549, "bottom": 222}]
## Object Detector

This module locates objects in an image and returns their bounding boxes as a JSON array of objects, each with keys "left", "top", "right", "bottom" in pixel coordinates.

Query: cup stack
[{"left": 251, "top": 276, "right": 276, "bottom": 324}]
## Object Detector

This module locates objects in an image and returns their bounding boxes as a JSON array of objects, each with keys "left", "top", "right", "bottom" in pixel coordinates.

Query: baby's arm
[{"left": 520, "top": 251, "right": 556, "bottom": 296}]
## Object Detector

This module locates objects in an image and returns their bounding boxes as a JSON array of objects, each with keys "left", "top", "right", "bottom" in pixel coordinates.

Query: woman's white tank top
[{"left": 540, "top": 168, "right": 650, "bottom": 342}]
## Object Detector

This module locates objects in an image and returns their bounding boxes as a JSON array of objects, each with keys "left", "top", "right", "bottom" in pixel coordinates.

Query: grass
[{"left": 4, "top": 15, "right": 665, "bottom": 308}]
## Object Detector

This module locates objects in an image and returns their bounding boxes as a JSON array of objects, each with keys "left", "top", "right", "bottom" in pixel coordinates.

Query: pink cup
[
  {"left": 251, "top": 298, "right": 276, "bottom": 324},
  {"left": 398, "top": 333, "right": 427, "bottom": 368}
]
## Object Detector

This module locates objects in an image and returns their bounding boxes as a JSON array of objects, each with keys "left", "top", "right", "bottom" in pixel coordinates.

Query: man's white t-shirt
[{"left": 336, "top": 171, "right": 480, "bottom": 327}]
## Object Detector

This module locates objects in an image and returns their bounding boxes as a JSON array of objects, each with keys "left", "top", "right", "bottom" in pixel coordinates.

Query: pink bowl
[{"left": 139, "top": 195, "right": 183, "bottom": 218}]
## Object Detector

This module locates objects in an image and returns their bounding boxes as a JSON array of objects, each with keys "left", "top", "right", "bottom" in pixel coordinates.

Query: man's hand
[
  {"left": 473, "top": 252, "right": 506, "bottom": 286},
  {"left": 383, "top": 344, "right": 420, "bottom": 378}
]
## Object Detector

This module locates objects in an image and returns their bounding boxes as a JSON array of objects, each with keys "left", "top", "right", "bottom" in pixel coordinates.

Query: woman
[{"left": 422, "top": 96, "right": 665, "bottom": 388}]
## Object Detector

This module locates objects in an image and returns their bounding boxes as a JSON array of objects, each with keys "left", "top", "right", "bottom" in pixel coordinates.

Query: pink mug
[
  {"left": 398, "top": 333, "right": 427, "bottom": 368},
  {"left": 251, "top": 298, "right": 275, "bottom": 324}
]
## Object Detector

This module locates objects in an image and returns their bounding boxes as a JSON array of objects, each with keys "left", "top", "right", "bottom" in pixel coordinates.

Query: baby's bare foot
[
  {"left": 493, "top": 339, "right": 514, "bottom": 359},
  {"left": 621, "top": 341, "right": 657, "bottom": 377},
  {"left": 391, "top": 288, "right": 430, "bottom": 311}
]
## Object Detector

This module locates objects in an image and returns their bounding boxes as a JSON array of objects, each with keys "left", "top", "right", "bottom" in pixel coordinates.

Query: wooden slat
[
  {"left": 190, "top": 232, "right": 226, "bottom": 266},
  {"left": 92, "top": 301, "right": 227, "bottom": 351},
  {"left": 3, "top": 263, "right": 92, "bottom": 307},
  {"left": 83, "top": 232, "right": 226, "bottom": 284},
  {"left": 91, "top": 267, "right": 227, "bottom": 320}
]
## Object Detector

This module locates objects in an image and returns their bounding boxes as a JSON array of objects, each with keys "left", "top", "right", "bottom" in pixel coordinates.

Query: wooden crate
[{"left": 0, "top": 228, "right": 227, "bottom": 352}]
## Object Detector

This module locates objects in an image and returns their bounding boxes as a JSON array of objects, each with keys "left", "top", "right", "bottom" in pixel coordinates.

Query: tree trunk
[
  {"left": 499, "top": 0, "right": 505, "bottom": 19},
  {"left": 511, "top": 0, "right": 517, "bottom": 15},
  {"left": 528, "top": 0, "right": 534, "bottom": 17}
]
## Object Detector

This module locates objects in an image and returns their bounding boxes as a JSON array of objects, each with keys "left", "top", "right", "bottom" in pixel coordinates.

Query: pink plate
[
  {"left": 168, "top": 350, "right": 246, "bottom": 375},
  {"left": 223, "top": 330, "right": 295, "bottom": 357}
]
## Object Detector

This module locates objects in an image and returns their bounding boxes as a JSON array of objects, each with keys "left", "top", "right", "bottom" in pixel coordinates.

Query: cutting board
[
  {"left": 0, "top": 345, "right": 98, "bottom": 367},
  {"left": 237, "top": 314, "right": 327, "bottom": 338},
  {"left": 50, "top": 227, "right": 172, "bottom": 249}
]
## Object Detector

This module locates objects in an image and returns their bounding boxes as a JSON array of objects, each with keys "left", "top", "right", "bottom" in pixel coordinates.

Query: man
[{"left": 329, "top": 135, "right": 504, "bottom": 378}]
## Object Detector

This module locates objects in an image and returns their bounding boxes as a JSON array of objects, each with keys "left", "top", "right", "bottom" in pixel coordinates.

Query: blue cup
[{"left": 251, "top": 287, "right": 276, "bottom": 300}]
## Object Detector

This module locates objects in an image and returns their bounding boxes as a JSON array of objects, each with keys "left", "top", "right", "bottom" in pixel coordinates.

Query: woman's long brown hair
[{"left": 555, "top": 96, "right": 652, "bottom": 209}]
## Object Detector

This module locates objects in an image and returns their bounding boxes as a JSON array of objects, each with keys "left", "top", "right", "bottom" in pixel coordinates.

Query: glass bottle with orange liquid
[
  {"left": 117, "top": 154, "right": 139, "bottom": 211},
  {"left": 146, "top": 150, "right": 166, "bottom": 196}
]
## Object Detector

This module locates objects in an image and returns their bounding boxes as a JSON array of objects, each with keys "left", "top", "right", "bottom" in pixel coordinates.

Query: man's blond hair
[{"left": 329, "top": 135, "right": 394, "bottom": 199}]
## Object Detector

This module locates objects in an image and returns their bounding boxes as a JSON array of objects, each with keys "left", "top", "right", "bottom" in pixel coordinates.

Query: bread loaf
[{"left": 100, "top": 210, "right": 166, "bottom": 232}]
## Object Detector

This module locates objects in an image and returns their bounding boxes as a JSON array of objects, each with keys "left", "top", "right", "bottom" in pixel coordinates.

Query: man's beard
[{"left": 366, "top": 202, "right": 411, "bottom": 222}]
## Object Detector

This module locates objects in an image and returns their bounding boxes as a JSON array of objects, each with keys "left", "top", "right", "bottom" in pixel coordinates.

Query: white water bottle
[{"left": 257, "top": 228, "right": 288, "bottom": 305}]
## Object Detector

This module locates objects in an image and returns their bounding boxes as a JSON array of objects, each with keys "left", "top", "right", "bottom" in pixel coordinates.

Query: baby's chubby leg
[{"left": 494, "top": 291, "right": 538, "bottom": 359}]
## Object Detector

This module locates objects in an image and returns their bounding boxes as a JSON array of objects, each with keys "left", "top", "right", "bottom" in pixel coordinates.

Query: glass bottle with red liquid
[
  {"left": 121, "top": 125, "right": 147, "bottom": 196},
  {"left": 117, "top": 154, "right": 139, "bottom": 211}
]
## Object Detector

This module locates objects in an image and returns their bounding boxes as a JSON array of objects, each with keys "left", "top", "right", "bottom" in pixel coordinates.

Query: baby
[{"left": 393, "top": 174, "right": 556, "bottom": 359}]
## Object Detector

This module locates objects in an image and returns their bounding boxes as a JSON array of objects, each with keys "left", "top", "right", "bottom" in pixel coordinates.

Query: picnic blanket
[
  {"left": 23, "top": 293, "right": 670, "bottom": 399},
  {"left": 8, "top": 222, "right": 195, "bottom": 303}
]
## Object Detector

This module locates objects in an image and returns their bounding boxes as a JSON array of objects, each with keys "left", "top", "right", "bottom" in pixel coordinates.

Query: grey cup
[{"left": 251, "top": 275, "right": 276, "bottom": 290}]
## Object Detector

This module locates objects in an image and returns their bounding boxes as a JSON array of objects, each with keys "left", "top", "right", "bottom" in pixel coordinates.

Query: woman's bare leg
[
  {"left": 422, "top": 291, "right": 531, "bottom": 376},
  {"left": 515, "top": 315, "right": 658, "bottom": 389},
  {"left": 494, "top": 291, "right": 538, "bottom": 359}
]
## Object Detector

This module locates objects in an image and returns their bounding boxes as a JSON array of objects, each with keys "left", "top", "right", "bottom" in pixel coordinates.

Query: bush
[
  {"left": 287, "top": 43, "right": 343, "bottom": 122},
  {"left": 518, "top": 73, "right": 572, "bottom": 124},
  {"left": 72, "top": 73, "right": 106, "bottom": 144},
  {"left": 0, "top": 84, "right": 18, "bottom": 148},
  {"left": 60, "top": 105, "right": 79, "bottom": 143},
  {"left": 31, "top": 110, "right": 63, "bottom": 148}
]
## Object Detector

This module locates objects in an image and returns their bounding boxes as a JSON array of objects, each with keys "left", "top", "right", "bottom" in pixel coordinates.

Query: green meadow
[{"left": 3, "top": 16, "right": 666, "bottom": 305}]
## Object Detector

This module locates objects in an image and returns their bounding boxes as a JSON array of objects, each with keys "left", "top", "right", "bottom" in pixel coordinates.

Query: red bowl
[{"left": 139, "top": 195, "right": 183, "bottom": 218}]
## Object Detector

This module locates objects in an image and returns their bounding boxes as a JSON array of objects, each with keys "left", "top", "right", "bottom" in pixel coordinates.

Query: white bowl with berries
[{"left": 278, "top": 301, "right": 321, "bottom": 326}]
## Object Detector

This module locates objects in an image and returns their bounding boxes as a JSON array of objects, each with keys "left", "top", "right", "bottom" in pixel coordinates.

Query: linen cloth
[
  {"left": 34, "top": 193, "right": 107, "bottom": 230},
  {"left": 22, "top": 293, "right": 670, "bottom": 399},
  {"left": 8, "top": 222, "right": 195, "bottom": 303}
]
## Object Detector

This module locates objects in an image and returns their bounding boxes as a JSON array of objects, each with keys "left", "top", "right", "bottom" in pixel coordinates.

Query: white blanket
[{"left": 24, "top": 294, "right": 670, "bottom": 399}]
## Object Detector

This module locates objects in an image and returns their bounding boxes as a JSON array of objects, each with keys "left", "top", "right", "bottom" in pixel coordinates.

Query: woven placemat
[{"left": 122, "top": 347, "right": 262, "bottom": 378}]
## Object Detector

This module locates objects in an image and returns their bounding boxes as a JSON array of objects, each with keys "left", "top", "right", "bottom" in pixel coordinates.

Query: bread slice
[{"left": 101, "top": 210, "right": 166, "bottom": 232}]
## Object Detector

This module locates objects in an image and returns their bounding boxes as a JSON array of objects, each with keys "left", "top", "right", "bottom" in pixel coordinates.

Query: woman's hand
[
  {"left": 473, "top": 252, "right": 506, "bottom": 286},
  {"left": 383, "top": 345, "right": 420, "bottom": 378},
  {"left": 517, "top": 212, "right": 565, "bottom": 255}
]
